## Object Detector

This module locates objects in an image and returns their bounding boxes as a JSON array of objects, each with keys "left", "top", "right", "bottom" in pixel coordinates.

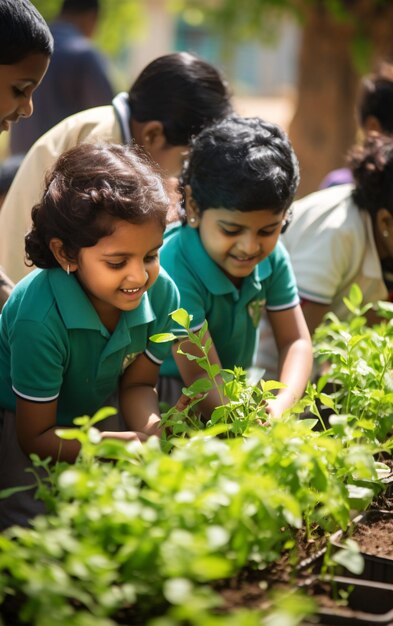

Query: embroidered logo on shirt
[
  {"left": 248, "top": 299, "right": 266, "bottom": 328},
  {"left": 122, "top": 352, "right": 141, "bottom": 372}
]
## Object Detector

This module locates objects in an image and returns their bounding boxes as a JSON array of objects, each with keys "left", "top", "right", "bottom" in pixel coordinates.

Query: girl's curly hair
[{"left": 25, "top": 142, "right": 170, "bottom": 268}]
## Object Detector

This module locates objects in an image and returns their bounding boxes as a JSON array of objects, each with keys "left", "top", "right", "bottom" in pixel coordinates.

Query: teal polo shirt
[
  {"left": 0, "top": 267, "right": 179, "bottom": 425},
  {"left": 160, "top": 223, "right": 299, "bottom": 379}
]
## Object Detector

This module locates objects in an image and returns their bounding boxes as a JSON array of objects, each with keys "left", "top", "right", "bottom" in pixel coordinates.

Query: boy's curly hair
[{"left": 179, "top": 114, "right": 299, "bottom": 220}]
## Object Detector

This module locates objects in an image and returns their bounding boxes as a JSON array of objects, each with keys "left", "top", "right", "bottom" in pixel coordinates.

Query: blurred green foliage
[
  {"left": 32, "top": 0, "right": 147, "bottom": 55},
  {"left": 173, "top": 0, "right": 390, "bottom": 43},
  {"left": 176, "top": 0, "right": 391, "bottom": 73},
  {"left": 32, "top": 0, "right": 391, "bottom": 71}
]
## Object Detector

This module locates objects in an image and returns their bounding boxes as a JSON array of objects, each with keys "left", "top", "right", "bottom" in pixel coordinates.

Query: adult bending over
[
  {"left": 0, "top": 0, "right": 53, "bottom": 308},
  {"left": 257, "top": 133, "right": 393, "bottom": 379},
  {"left": 0, "top": 51, "right": 232, "bottom": 283}
]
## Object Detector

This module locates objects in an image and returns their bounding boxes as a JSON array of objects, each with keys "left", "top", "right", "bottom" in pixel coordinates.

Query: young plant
[
  {"left": 0, "top": 301, "right": 390, "bottom": 625},
  {"left": 151, "top": 308, "right": 284, "bottom": 443},
  {"left": 313, "top": 284, "right": 393, "bottom": 448}
]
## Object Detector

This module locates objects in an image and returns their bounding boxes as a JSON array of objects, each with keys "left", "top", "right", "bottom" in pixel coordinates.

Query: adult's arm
[{"left": 301, "top": 300, "right": 331, "bottom": 336}]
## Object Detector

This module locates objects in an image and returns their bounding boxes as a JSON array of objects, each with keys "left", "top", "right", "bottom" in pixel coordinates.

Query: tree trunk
[
  {"left": 288, "top": 5, "right": 358, "bottom": 196},
  {"left": 289, "top": 1, "right": 393, "bottom": 198}
]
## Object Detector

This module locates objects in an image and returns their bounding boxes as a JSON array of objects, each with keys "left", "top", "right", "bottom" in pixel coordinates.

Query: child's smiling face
[
  {"left": 189, "top": 207, "right": 286, "bottom": 287},
  {"left": 0, "top": 52, "right": 49, "bottom": 133},
  {"left": 70, "top": 218, "right": 164, "bottom": 331}
]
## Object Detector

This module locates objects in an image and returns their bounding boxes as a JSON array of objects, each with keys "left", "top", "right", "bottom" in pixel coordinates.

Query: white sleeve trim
[
  {"left": 298, "top": 289, "right": 332, "bottom": 305},
  {"left": 170, "top": 322, "right": 204, "bottom": 338},
  {"left": 266, "top": 296, "right": 300, "bottom": 312},
  {"left": 189, "top": 323, "right": 204, "bottom": 333},
  {"left": 12, "top": 386, "right": 59, "bottom": 403},
  {"left": 144, "top": 349, "right": 164, "bottom": 365}
]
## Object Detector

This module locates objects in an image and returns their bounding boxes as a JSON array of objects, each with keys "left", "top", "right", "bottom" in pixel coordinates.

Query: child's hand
[
  {"left": 174, "top": 393, "right": 192, "bottom": 412},
  {"left": 265, "top": 393, "right": 295, "bottom": 419},
  {"left": 97, "top": 430, "right": 151, "bottom": 462},
  {"left": 100, "top": 430, "right": 150, "bottom": 443},
  {"left": 174, "top": 392, "right": 203, "bottom": 412}
]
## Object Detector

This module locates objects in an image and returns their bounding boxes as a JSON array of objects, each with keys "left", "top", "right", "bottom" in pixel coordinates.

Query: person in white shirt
[{"left": 257, "top": 132, "right": 393, "bottom": 379}]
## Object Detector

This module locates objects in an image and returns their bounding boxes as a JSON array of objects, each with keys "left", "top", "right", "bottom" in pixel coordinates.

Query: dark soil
[
  {"left": 370, "top": 490, "right": 393, "bottom": 511},
  {"left": 351, "top": 510, "right": 393, "bottom": 559},
  {"left": 2, "top": 495, "right": 392, "bottom": 625},
  {"left": 213, "top": 527, "right": 327, "bottom": 612}
]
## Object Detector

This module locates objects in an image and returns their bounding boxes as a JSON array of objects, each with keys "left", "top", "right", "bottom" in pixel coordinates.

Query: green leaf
[
  {"left": 176, "top": 346, "right": 200, "bottom": 361},
  {"left": 184, "top": 378, "right": 213, "bottom": 395},
  {"left": 88, "top": 406, "right": 118, "bottom": 427},
  {"left": 376, "top": 300, "right": 393, "bottom": 318},
  {"left": 349, "top": 283, "right": 363, "bottom": 307},
  {"left": 260, "top": 379, "right": 287, "bottom": 392},
  {"left": 0, "top": 484, "right": 35, "bottom": 499},
  {"left": 171, "top": 308, "right": 192, "bottom": 329},
  {"left": 332, "top": 539, "right": 364, "bottom": 575},
  {"left": 202, "top": 423, "right": 233, "bottom": 437},
  {"left": 150, "top": 332, "right": 178, "bottom": 343},
  {"left": 190, "top": 554, "right": 233, "bottom": 580},
  {"left": 209, "top": 364, "right": 221, "bottom": 378},
  {"left": 346, "top": 484, "right": 374, "bottom": 509},
  {"left": 319, "top": 393, "right": 336, "bottom": 410},
  {"left": 301, "top": 418, "right": 319, "bottom": 430}
]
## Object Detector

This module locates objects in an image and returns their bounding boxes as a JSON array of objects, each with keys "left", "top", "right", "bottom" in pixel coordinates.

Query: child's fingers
[
  {"left": 100, "top": 430, "right": 146, "bottom": 442},
  {"left": 133, "top": 431, "right": 149, "bottom": 442},
  {"left": 255, "top": 418, "right": 269, "bottom": 428},
  {"left": 265, "top": 398, "right": 285, "bottom": 420},
  {"left": 174, "top": 392, "right": 203, "bottom": 411},
  {"left": 174, "top": 393, "right": 191, "bottom": 411}
]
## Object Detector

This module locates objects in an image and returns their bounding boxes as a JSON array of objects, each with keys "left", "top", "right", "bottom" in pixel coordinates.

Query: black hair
[
  {"left": 349, "top": 133, "right": 393, "bottom": 219},
  {"left": 128, "top": 52, "right": 232, "bottom": 146},
  {"left": 181, "top": 115, "right": 299, "bottom": 217},
  {"left": 0, "top": 0, "right": 53, "bottom": 64},
  {"left": 357, "top": 62, "right": 393, "bottom": 134},
  {"left": 25, "top": 143, "right": 170, "bottom": 269}
]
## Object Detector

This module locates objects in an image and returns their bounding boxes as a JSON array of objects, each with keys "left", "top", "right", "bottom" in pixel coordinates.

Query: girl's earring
[
  {"left": 189, "top": 217, "right": 197, "bottom": 224},
  {"left": 66, "top": 264, "right": 70, "bottom": 275}
]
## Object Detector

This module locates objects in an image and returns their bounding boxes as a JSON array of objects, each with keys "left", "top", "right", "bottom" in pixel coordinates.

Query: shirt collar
[
  {"left": 178, "top": 225, "right": 272, "bottom": 297},
  {"left": 48, "top": 268, "right": 155, "bottom": 334},
  {"left": 112, "top": 92, "right": 132, "bottom": 144}
]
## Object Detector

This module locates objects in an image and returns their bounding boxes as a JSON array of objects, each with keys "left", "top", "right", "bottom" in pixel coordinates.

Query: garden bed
[
  {"left": 301, "top": 576, "right": 393, "bottom": 625},
  {"left": 330, "top": 509, "right": 393, "bottom": 583},
  {"left": 2, "top": 295, "right": 393, "bottom": 626}
]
